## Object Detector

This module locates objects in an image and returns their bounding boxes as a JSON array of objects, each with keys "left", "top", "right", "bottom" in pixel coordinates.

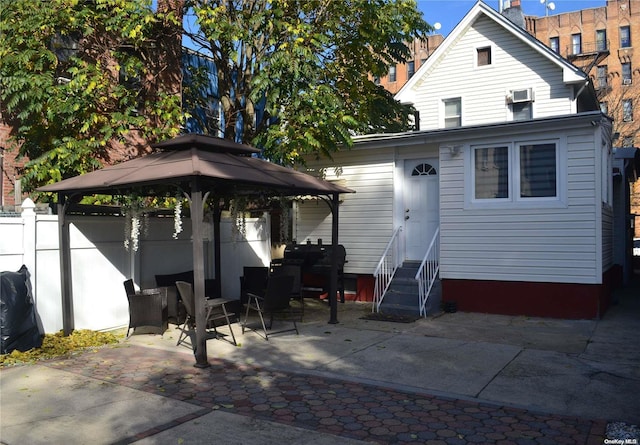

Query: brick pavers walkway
[{"left": 46, "top": 344, "right": 606, "bottom": 445}]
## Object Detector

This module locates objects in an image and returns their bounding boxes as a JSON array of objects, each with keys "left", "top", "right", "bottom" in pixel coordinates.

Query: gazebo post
[
  {"left": 190, "top": 179, "right": 210, "bottom": 368},
  {"left": 212, "top": 198, "right": 222, "bottom": 298},
  {"left": 328, "top": 192, "right": 339, "bottom": 324},
  {"left": 57, "top": 193, "right": 75, "bottom": 335}
]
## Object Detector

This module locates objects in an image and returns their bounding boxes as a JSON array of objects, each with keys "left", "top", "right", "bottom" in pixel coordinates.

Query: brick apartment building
[
  {"left": 376, "top": 0, "right": 639, "bottom": 236},
  {"left": 0, "top": 121, "right": 23, "bottom": 210},
  {"left": 374, "top": 34, "right": 444, "bottom": 95}
]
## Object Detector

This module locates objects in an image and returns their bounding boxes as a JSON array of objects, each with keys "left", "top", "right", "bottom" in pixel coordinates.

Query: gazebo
[{"left": 38, "top": 134, "right": 354, "bottom": 367}]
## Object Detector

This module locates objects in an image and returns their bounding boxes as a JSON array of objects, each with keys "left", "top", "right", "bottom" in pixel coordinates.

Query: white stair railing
[
  {"left": 373, "top": 227, "right": 403, "bottom": 313},
  {"left": 416, "top": 226, "right": 440, "bottom": 317}
]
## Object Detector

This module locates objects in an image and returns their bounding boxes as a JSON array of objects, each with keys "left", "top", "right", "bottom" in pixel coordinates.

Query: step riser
[{"left": 378, "top": 263, "right": 441, "bottom": 316}]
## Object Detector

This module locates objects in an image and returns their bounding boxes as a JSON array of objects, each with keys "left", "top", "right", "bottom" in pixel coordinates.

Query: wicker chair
[{"left": 124, "top": 280, "right": 168, "bottom": 337}]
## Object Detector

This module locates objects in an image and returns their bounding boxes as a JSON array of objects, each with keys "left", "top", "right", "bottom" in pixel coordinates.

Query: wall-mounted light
[{"left": 443, "top": 145, "right": 463, "bottom": 157}]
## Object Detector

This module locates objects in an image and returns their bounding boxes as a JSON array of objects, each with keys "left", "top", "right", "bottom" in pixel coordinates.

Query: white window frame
[
  {"left": 466, "top": 138, "right": 566, "bottom": 209},
  {"left": 507, "top": 88, "right": 534, "bottom": 121},
  {"left": 470, "top": 144, "right": 512, "bottom": 203},
  {"left": 474, "top": 44, "right": 494, "bottom": 69},
  {"left": 441, "top": 97, "right": 462, "bottom": 128},
  {"left": 514, "top": 140, "right": 560, "bottom": 203}
]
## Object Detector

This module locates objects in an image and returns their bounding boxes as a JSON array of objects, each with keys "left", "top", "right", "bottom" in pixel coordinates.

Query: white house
[{"left": 294, "top": 1, "right": 615, "bottom": 319}]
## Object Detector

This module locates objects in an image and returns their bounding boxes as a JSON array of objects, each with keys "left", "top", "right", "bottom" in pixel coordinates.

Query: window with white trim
[
  {"left": 443, "top": 97, "right": 461, "bottom": 128},
  {"left": 476, "top": 46, "right": 491, "bottom": 66},
  {"left": 519, "top": 143, "right": 557, "bottom": 198},
  {"left": 474, "top": 146, "right": 509, "bottom": 199},
  {"left": 509, "top": 88, "right": 533, "bottom": 121},
  {"left": 472, "top": 140, "right": 560, "bottom": 203}
]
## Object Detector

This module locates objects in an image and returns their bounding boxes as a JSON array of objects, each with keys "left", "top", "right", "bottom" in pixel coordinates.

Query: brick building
[
  {"left": 0, "top": 121, "right": 23, "bottom": 210},
  {"left": 374, "top": 34, "right": 444, "bottom": 95}
]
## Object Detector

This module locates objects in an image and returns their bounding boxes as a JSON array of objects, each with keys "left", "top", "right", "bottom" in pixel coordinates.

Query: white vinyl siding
[
  {"left": 440, "top": 125, "right": 602, "bottom": 285},
  {"left": 602, "top": 206, "right": 614, "bottom": 272},
  {"left": 404, "top": 16, "right": 574, "bottom": 130},
  {"left": 295, "top": 150, "right": 396, "bottom": 275}
]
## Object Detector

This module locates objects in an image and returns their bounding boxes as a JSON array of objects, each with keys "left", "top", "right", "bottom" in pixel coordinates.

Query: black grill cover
[{"left": 0, "top": 265, "right": 44, "bottom": 354}]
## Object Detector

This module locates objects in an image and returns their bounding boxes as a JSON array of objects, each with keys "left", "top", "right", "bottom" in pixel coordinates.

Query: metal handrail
[
  {"left": 415, "top": 226, "right": 440, "bottom": 317},
  {"left": 373, "top": 227, "right": 403, "bottom": 312}
]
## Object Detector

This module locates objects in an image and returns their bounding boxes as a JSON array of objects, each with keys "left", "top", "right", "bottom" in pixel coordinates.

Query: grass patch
[{"left": 0, "top": 329, "right": 122, "bottom": 368}]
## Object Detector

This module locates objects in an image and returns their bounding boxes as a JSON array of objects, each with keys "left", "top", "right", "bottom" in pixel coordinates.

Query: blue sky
[{"left": 416, "top": 0, "right": 607, "bottom": 36}]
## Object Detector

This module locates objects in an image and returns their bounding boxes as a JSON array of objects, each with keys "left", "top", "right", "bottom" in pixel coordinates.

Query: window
[
  {"left": 549, "top": 37, "right": 559, "bottom": 53},
  {"left": 600, "top": 102, "right": 608, "bottom": 115},
  {"left": 623, "top": 99, "right": 633, "bottom": 122},
  {"left": 389, "top": 65, "right": 396, "bottom": 82},
  {"left": 411, "top": 163, "right": 437, "bottom": 176},
  {"left": 519, "top": 143, "right": 557, "bottom": 198},
  {"left": 407, "top": 61, "right": 415, "bottom": 79},
  {"left": 471, "top": 141, "right": 559, "bottom": 203},
  {"left": 620, "top": 26, "right": 631, "bottom": 48},
  {"left": 596, "top": 30, "right": 607, "bottom": 51},
  {"left": 622, "top": 136, "right": 634, "bottom": 147},
  {"left": 622, "top": 62, "right": 632, "bottom": 85},
  {"left": 443, "top": 97, "right": 461, "bottom": 128},
  {"left": 373, "top": 76, "right": 380, "bottom": 85},
  {"left": 571, "top": 33, "right": 582, "bottom": 55},
  {"left": 474, "top": 146, "right": 509, "bottom": 199},
  {"left": 477, "top": 46, "right": 491, "bottom": 66},
  {"left": 596, "top": 65, "right": 608, "bottom": 89},
  {"left": 512, "top": 102, "right": 532, "bottom": 121}
]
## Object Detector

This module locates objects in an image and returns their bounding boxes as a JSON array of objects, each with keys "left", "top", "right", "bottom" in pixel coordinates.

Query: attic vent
[{"left": 508, "top": 88, "right": 533, "bottom": 103}]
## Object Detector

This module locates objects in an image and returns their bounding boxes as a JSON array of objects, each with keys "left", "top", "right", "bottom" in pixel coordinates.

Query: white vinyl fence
[{"left": 0, "top": 199, "right": 271, "bottom": 333}]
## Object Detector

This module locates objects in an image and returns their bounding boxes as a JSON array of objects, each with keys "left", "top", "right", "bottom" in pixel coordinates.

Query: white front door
[{"left": 404, "top": 159, "right": 439, "bottom": 261}]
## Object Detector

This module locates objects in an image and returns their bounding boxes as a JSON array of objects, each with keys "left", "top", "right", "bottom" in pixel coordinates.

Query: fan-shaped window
[{"left": 411, "top": 163, "right": 437, "bottom": 176}]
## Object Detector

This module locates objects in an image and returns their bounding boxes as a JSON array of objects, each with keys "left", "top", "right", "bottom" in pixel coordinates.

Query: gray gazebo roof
[
  {"left": 39, "top": 133, "right": 352, "bottom": 196},
  {"left": 39, "top": 134, "right": 353, "bottom": 368}
]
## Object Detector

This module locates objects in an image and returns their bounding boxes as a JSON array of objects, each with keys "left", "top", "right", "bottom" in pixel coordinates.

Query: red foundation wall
[{"left": 441, "top": 267, "right": 617, "bottom": 319}]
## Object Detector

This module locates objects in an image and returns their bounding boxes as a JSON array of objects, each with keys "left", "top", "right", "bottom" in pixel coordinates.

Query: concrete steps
[{"left": 378, "top": 262, "right": 441, "bottom": 317}]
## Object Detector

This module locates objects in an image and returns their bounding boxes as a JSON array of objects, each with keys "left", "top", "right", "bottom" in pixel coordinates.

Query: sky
[{"left": 416, "top": 0, "right": 607, "bottom": 36}]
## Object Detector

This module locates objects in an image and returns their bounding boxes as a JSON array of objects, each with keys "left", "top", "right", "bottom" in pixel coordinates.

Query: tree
[
  {"left": 0, "top": 0, "right": 185, "bottom": 194},
  {"left": 1, "top": 0, "right": 430, "bottom": 193},
  {"left": 597, "top": 66, "right": 640, "bottom": 236},
  {"left": 181, "top": 0, "right": 431, "bottom": 164}
]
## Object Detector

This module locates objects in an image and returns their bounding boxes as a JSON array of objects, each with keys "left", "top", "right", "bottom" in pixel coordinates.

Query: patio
[{"left": 38, "top": 133, "right": 354, "bottom": 367}]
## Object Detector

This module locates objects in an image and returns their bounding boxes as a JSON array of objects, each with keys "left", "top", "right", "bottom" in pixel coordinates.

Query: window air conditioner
[
  {"left": 623, "top": 78, "right": 632, "bottom": 85},
  {"left": 509, "top": 88, "right": 533, "bottom": 103}
]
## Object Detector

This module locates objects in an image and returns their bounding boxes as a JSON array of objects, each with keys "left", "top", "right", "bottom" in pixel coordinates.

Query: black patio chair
[
  {"left": 242, "top": 274, "right": 298, "bottom": 340},
  {"left": 270, "top": 263, "right": 304, "bottom": 318}
]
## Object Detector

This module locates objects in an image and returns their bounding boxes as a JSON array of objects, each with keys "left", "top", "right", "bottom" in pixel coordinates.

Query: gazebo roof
[{"left": 38, "top": 134, "right": 353, "bottom": 197}]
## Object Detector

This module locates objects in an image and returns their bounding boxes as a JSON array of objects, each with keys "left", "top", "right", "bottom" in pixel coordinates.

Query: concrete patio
[{"left": 1, "top": 279, "right": 638, "bottom": 444}]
